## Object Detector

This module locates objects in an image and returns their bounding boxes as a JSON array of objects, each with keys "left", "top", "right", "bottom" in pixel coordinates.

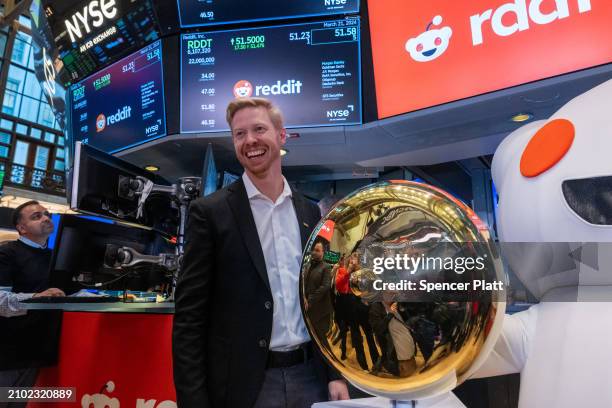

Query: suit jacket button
[
  {"left": 264, "top": 301, "right": 272, "bottom": 310},
  {"left": 259, "top": 339, "right": 267, "bottom": 348}
]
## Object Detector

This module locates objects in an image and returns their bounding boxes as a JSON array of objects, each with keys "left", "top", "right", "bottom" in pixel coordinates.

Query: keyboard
[{"left": 22, "top": 296, "right": 122, "bottom": 303}]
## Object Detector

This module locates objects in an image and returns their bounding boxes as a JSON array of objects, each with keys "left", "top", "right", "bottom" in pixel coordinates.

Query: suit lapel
[{"left": 227, "top": 179, "right": 271, "bottom": 293}]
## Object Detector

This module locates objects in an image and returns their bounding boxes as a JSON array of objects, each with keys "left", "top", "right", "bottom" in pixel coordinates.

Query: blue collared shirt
[{"left": 18, "top": 236, "right": 47, "bottom": 249}]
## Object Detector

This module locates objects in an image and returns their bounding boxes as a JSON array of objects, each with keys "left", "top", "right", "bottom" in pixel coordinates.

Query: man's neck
[
  {"left": 246, "top": 167, "right": 285, "bottom": 202},
  {"left": 20, "top": 235, "right": 48, "bottom": 248}
]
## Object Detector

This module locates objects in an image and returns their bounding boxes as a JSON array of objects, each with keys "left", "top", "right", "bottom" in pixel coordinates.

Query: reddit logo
[
  {"left": 405, "top": 15, "right": 453, "bottom": 62},
  {"left": 233, "top": 80, "right": 253, "bottom": 98},
  {"left": 81, "top": 381, "right": 119, "bottom": 408},
  {"left": 95, "top": 113, "right": 106, "bottom": 132}
]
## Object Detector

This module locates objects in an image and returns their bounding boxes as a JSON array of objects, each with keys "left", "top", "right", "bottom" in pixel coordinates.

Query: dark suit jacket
[
  {"left": 304, "top": 260, "right": 332, "bottom": 325},
  {"left": 172, "top": 178, "right": 332, "bottom": 408}
]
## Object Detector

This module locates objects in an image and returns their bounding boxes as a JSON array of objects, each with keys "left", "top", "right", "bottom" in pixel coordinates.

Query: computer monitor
[
  {"left": 69, "top": 142, "right": 175, "bottom": 234},
  {"left": 49, "top": 214, "right": 173, "bottom": 294}
]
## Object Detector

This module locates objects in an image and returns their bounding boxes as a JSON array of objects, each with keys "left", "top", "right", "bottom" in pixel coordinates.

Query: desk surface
[{"left": 21, "top": 301, "right": 174, "bottom": 313}]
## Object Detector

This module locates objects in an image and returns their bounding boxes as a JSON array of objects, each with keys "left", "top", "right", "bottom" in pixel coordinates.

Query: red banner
[
  {"left": 30, "top": 312, "right": 176, "bottom": 408},
  {"left": 369, "top": 0, "right": 612, "bottom": 118}
]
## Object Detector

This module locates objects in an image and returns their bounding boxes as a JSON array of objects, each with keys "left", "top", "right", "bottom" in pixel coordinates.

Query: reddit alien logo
[
  {"left": 405, "top": 15, "right": 452, "bottom": 62},
  {"left": 96, "top": 113, "right": 106, "bottom": 132},
  {"left": 233, "top": 80, "right": 253, "bottom": 98}
]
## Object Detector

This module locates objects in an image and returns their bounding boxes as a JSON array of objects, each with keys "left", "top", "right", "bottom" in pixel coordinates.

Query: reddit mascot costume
[{"left": 472, "top": 79, "right": 612, "bottom": 407}]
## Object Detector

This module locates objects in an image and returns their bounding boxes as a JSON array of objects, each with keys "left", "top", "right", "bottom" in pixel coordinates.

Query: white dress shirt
[{"left": 242, "top": 173, "right": 310, "bottom": 351}]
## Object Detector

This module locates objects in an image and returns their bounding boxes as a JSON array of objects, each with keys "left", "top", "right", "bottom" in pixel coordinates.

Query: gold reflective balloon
[{"left": 300, "top": 180, "right": 505, "bottom": 400}]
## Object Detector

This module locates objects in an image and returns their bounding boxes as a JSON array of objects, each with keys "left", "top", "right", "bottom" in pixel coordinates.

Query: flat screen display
[
  {"left": 69, "top": 40, "right": 167, "bottom": 153},
  {"left": 180, "top": 19, "right": 361, "bottom": 133},
  {"left": 177, "top": 0, "right": 359, "bottom": 27},
  {"left": 44, "top": 0, "right": 161, "bottom": 85},
  {"left": 368, "top": 0, "right": 612, "bottom": 118}
]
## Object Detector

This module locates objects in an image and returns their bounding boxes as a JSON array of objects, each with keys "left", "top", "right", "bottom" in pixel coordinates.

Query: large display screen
[
  {"left": 70, "top": 40, "right": 167, "bottom": 153},
  {"left": 368, "top": 0, "right": 612, "bottom": 118},
  {"left": 177, "top": 0, "right": 359, "bottom": 27},
  {"left": 180, "top": 19, "right": 361, "bottom": 133},
  {"left": 45, "top": 0, "right": 161, "bottom": 85}
]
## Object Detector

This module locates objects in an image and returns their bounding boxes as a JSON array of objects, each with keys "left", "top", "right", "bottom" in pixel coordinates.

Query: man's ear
[{"left": 280, "top": 128, "right": 287, "bottom": 145}]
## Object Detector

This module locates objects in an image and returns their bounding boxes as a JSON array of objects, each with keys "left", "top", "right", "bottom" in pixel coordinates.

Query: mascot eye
[
  {"left": 520, "top": 118, "right": 575, "bottom": 177},
  {"left": 416, "top": 43, "right": 423, "bottom": 52},
  {"left": 434, "top": 37, "right": 442, "bottom": 46}
]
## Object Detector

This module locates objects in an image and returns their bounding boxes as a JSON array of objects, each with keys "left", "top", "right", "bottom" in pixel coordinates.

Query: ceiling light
[
  {"left": 511, "top": 113, "right": 533, "bottom": 122},
  {"left": 280, "top": 148, "right": 288, "bottom": 157},
  {"left": 145, "top": 165, "right": 159, "bottom": 172}
]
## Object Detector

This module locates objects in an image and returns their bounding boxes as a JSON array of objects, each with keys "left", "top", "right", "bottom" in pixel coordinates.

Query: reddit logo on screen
[
  {"left": 405, "top": 15, "right": 453, "bottom": 62},
  {"left": 233, "top": 80, "right": 253, "bottom": 98},
  {"left": 95, "top": 113, "right": 106, "bottom": 132}
]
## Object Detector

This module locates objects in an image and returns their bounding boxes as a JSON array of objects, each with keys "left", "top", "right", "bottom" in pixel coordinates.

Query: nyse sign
[{"left": 64, "top": 0, "right": 118, "bottom": 43}]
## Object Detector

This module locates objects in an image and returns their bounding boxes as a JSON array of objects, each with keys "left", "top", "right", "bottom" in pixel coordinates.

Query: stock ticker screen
[
  {"left": 180, "top": 19, "right": 362, "bottom": 133},
  {"left": 177, "top": 0, "right": 359, "bottom": 27},
  {"left": 69, "top": 40, "right": 167, "bottom": 153},
  {"left": 47, "top": 0, "right": 161, "bottom": 85}
]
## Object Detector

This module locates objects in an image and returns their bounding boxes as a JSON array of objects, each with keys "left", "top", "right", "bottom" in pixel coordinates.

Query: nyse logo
[
  {"left": 324, "top": 0, "right": 347, "bottom": 5},
  {"left": 145, "top": 124, "right": 159, "bottom": 135},
  {"left": 326, "top": 109, "right": 350, "bottom": 118},
  {"left": 64, "top": 0, "right": 118, "bottom": 43}
]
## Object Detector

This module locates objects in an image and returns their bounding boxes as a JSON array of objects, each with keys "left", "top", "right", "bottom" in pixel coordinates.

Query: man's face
[
  {"left": 231, "top": 106, "right": 286, "bottom": 177},
  {"left": 312, "top": 243, "right": 324, "bottom": 261},
  {"left": 17, "top": 204, "right": 54, "bottom": 238}
]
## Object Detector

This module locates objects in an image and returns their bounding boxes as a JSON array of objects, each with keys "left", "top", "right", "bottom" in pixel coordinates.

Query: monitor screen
[
  {"left": 45, "top": 0, "right": 162, "bottom": 85},
  {"left": 70, "top": 142, "right": 175, "bottom": 233},
  {"left": 177, "top": 0, "right": 359, "bottom": 28},
  {"left": 180, "top": 18, "right": 361, "bottom": 133},
  {"left": 49, "top": 214, "right": 172, "bottom": 294},
  {"left": 69, "top": 40, "right": 167, "bottom": 154}
]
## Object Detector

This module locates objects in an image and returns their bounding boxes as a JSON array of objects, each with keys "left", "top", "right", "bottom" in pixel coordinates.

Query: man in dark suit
[
  {"left": 304, "top": 242, "right": 332, "bottom": 349},
  {"left": 173, "top": 97, "right": 349, "bottom": 408}
]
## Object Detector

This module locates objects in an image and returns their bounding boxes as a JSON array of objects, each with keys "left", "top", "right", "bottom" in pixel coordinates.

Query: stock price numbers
[
  {"left": 289, "top": 31, "right": 311, "bottom": 44},
  {"left": 147, "top": 48, "right": 160, "bottom": 61},
  {"left": 188, "top": 57, "right": 215, "bottom": 65},
  {"left": 230, "top": 35, "right": 265, "bottom": 51},
  {"left": 200, "top": 72, "right": 215, "bottom": 81},
  {"left": 335, "top": 27, "right": 358, "bottom": 40},
  {"left": 93, "top": 73, "right": 111, "bottom": 90},
  {"left": 199, "top": 11, "right": 214, "bottom": 20},
  {"left": 200, "top": 103, "right": 216, "bottom": 111}
]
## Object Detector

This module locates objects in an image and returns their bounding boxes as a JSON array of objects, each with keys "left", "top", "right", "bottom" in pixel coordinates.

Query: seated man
[{"left": 0, "top": 201, "right": 64, "bottom": 404}]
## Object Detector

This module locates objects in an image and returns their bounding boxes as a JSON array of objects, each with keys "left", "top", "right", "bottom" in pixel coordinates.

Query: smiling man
[{"left": 173, "top": 97, "right": 349, "bottom": 408}]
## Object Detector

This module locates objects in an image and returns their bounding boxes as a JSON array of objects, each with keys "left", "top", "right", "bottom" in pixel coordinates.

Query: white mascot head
[{"left": 491, "top": 79, "right": 612, "bottom": 299}]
